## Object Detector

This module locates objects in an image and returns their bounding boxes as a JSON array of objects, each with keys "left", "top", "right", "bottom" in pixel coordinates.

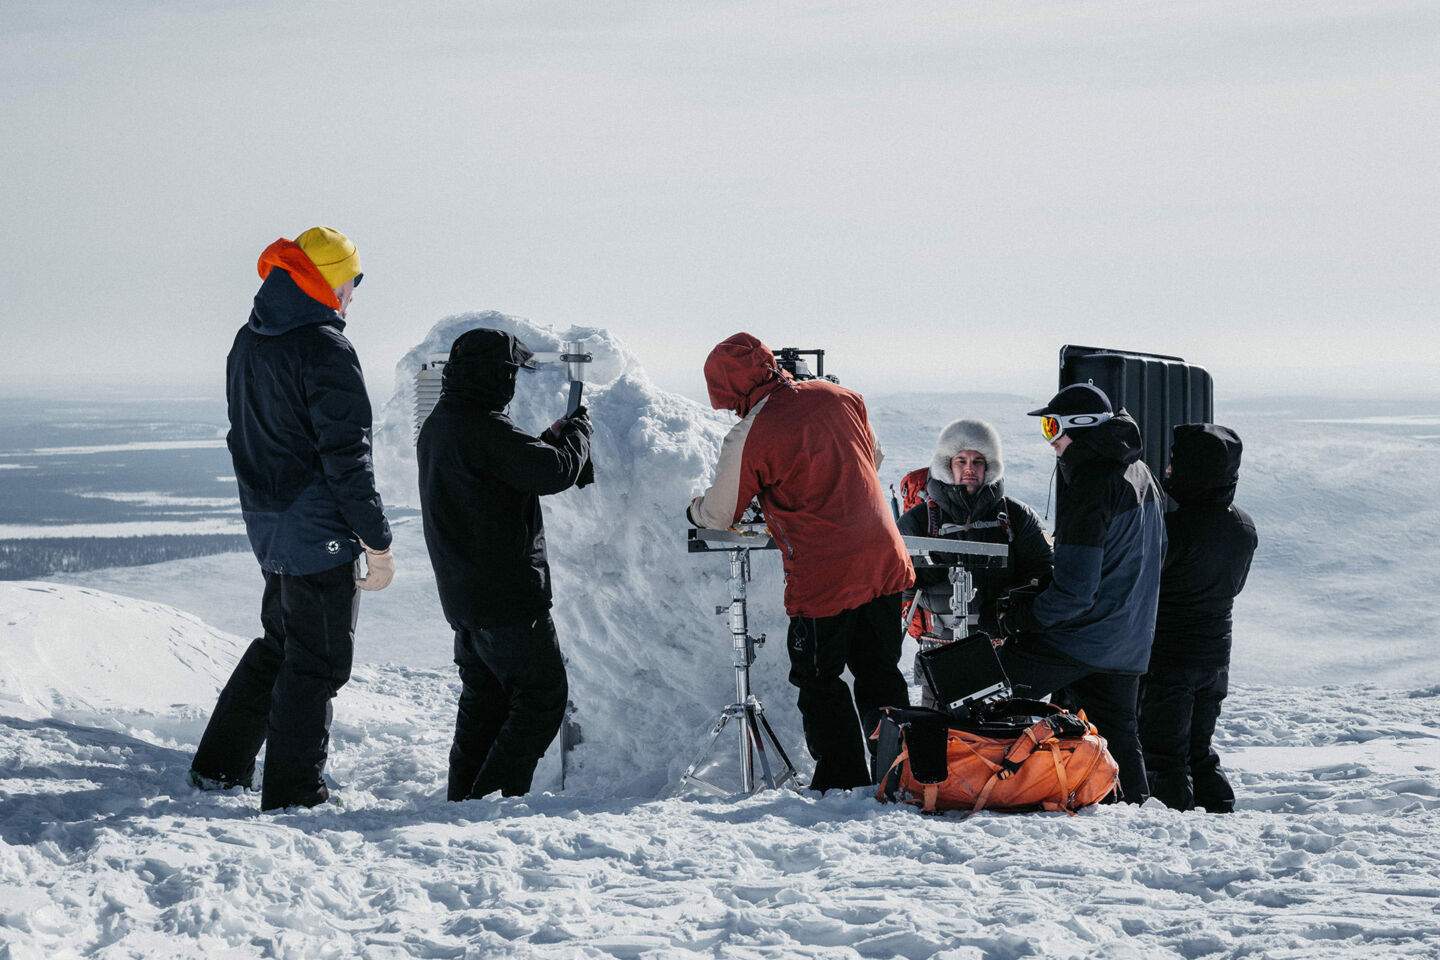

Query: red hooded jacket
[{"left": 688, "top": 333, "right": 914, "bottom": 618}]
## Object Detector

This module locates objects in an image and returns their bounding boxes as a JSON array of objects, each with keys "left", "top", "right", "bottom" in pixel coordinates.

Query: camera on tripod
[{"left": 772, "top": 347, "right": 838, "bottom": 383}]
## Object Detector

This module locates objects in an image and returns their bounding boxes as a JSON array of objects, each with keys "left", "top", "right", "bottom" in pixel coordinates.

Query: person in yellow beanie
[{"left": 190, "top": 226, "right": 395, "bottom": 811}]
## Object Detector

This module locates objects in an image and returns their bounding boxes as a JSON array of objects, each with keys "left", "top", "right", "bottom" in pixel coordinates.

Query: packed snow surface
[
  {"left": 7, "top": 312, "right": 1439, "bottom": 957},
  {"left": 1, "top": 580, "right": 1437, "bottom": 957}
]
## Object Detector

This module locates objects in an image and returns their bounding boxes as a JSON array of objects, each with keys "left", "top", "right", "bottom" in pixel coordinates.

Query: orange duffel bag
[{"left": 873, "top": 700, "right": 1119, "bottom": 814}]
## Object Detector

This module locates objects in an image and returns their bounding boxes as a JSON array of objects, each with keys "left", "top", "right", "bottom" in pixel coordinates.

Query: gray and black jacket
[{"left": 1031, "top": 411, "right": 1167, "bottom": 673}]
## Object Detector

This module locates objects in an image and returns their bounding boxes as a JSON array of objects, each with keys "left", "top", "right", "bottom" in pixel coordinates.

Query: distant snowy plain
[{"left": 3, "top": 314, "right": 1438, "bottom": 958}]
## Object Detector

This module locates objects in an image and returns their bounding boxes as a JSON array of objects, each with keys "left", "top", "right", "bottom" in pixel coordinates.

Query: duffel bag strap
[
  {"left": 875, "top": 748, "right": 910, "bottom": 803},
  {"left": 998, "top": 719, "right": 1057, "bottom": 776}
]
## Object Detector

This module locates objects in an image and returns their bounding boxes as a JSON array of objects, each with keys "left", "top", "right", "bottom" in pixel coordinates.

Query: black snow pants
[
  {"left": 448, "top": 615, "right": 568, "bottom": 801},
  {"left": 999, "top": 636, "right": 1149, "bottom": 804},
  {"left": 192, "top": 563, "right": 358, "bottom": 810},
  {"left": 1139, "top": 661, "right": 1236, "bottom": 812},
  {"left": 785, "top": 592, "right": 909, "bottom": 793}
]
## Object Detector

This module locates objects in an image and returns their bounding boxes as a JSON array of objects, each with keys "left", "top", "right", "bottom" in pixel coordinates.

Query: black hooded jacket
[
  {"left": 227, "top": 266, "right": 391, "bottom": 574},
  {"left": 1151, "top": 423, "right": 1258, "bottom": 668},
  {"left": 417, "top": 329, "right": 592, "bottom": 628}
]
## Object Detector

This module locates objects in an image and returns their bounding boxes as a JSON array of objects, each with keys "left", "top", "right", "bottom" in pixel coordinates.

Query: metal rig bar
[{"left": 901, "top": 535, "right": 1008, "bottom": 558}]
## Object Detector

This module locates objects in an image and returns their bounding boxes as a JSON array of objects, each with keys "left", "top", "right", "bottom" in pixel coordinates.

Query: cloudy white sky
[{"left": 2, "top": 0, "right": 1436, "bottom": 402}]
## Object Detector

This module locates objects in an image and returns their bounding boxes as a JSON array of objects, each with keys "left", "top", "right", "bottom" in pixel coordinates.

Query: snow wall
[{"left": 373, "top": 312, "right": 800, "bottom": 797}]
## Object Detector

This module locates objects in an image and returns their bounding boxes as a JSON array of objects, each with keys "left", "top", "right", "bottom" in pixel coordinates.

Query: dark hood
[
  {"left": 441, "top": 328, "right": 536, "bottom": 411},
  {"left": 249, "top": 267, "right": 344, "bottom": 336},
  {"left": 926, "top": 474, "right": 1004, "bottom": 526},
  {"left": 1164, "top": 423, "right": 1242, "bottom": 506},
  {"left": 1059, "top": 408, "right": 1143, "bottom": 481}
]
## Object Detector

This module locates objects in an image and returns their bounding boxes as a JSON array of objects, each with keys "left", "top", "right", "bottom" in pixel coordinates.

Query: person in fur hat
[{"left": 895, "top": 418, "right": 1053, "bottom": 706}]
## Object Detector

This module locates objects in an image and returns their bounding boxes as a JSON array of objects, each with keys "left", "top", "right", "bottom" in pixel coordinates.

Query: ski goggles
[{"left": 1040, "top": 411, "right": 1113, "bottom": 442}]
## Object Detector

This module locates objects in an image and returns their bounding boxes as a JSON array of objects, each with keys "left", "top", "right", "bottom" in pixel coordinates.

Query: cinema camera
[
  {"left": 412, "top": 339, "right": 593, "bottom": 442},
  {"left": 903, "top": 534, "right": 1014, "bottom": 718},
  {"left": 772, "top": 347, "right": 838, "bottom": 383}
]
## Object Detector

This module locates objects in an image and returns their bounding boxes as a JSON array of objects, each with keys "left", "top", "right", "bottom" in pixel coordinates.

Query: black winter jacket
[
  {"left": 1151, "top": 423, "right": 1258, "bottom": 669},
  {"left": 228, "top": 266, "right": 391, "bottom": 574},
  {"left": 1030, "top": 411, "right": 1167, "bottom": 673},
  {"left": 897, "top": 478, "right": 1053, "bottom": 636},
  {"left": 417, "top": 329, "right": 592, "bottom": 629}
]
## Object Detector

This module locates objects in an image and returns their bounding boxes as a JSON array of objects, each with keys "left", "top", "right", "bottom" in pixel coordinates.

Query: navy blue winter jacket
[
  {"left": 227, "top": 265, "right": 391, "bottom": 574},
  {"left": 1031, "top": 411, "right": 1166, "bottom": 672}
]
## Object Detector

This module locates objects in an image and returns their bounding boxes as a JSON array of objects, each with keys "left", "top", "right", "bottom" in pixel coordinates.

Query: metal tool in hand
[
  {"left": 679, "top": 525, "right": 801, "bottom": 796},
  {"left": 529, "top": 340, "right": 593, "bottom": 415}
]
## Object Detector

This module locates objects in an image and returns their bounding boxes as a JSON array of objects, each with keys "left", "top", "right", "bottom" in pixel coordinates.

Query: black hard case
[{"left": 1058, "top": 344, "right": 1214, "bottom": 497}]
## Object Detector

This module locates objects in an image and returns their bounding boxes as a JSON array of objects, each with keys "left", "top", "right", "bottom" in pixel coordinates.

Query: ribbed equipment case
[{"left": 1057, "top": 345, "right": 1213, "bottom": 496}]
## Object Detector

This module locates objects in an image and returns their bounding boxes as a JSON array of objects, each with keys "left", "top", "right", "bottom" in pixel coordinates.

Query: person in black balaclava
[
  {"left": 1141, "top": 423, "right": 1257, "bottom": 813},
  {"left": 417, "top": 328, "right": 593, "bottom": 801},
  {"left": 997, "top": 383, "right": 1167, "bottom": 804}
]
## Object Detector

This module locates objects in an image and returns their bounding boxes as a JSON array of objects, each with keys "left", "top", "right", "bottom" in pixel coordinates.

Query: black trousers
[
  {"left": 448, "top": 615, "right": 568, "bottom": 801},
  {"left": 786, "top": 592, "right": 909, "bottom": 793},
  {"left": 1140, "top": 660, "right": 1235, "bottom": 812},
  {"left": 999, "top": 637, "right": 1149, "bottom": 804},
  {"left": 192, "top": 563, "right": 358, "bottom": 810}
]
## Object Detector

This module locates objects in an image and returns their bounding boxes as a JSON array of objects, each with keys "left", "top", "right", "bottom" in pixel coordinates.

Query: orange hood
[{"left": 257, "top": 238, "right": 341, "bottom": 310}]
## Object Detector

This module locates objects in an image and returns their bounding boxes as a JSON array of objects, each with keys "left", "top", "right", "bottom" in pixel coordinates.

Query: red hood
[
  {"left": 257, "top": 238, "right": 341, "bottom": 310},
  {"left": 703, "top": 332, "right": 793, "bottom": 416}
]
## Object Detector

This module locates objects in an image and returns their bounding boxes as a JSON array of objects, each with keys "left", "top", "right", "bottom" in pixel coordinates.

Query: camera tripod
[{"left": 680, "top": 528, "right": 801, "bottom": 796}]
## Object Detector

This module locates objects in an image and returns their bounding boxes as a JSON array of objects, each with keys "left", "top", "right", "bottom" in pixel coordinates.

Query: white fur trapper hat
[{"left": 929, "top": 418, "right": 1004, "bottom": 487}]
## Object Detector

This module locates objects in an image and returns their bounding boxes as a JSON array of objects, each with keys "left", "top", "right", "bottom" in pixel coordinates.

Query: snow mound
[
  {"left": 0, "top": 582, "right": 246, "bottom": 721},
  {"left": 374, "top": 312, "right": 800, "bottom": 796}
]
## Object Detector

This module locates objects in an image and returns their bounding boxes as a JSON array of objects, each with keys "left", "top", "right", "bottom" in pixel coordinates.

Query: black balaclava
[{"left": 441, "top": 328, "right": 536, "bottom": 411}]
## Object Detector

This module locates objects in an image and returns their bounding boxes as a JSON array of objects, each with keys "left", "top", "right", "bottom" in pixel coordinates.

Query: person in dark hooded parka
[
  {"left": 896, "top": 417, "right": 1053, "bottom": 706},
  {"left": 1141, "top": 423, "right": 1257, "bottom": 813},
  {"left": 998, "top": 383, "right": 1167, "bottom": 804},
  {"left": 417, "top": 328, "right": 593, "bottom": 801},
  {"left": 191, "top": 226, "right": 394, "bottom": 812}
]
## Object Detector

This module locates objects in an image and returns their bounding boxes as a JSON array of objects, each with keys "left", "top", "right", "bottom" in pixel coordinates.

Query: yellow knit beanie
[{"left": 294, "top": 226, "right": 362, "bottom": 290}]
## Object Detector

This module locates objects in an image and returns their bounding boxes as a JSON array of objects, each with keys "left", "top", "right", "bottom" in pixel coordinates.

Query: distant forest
[{"left": 0, "top": 535, "right": 252, "bottom": 580}]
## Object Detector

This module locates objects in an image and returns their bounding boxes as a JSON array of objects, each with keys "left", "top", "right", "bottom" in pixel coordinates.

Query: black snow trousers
[
  {"left": 1139, "top": 661, "right": 1236, "bottom": 812},
  {"left": 999, "top": 636, "right": 1149, "bottom": 804},
  {"left": 192, "top": 563, "right": 358, "bottom": 810},
  {"left": 785, "top": 592, "right": 909, "bottom": 793},
  {"left": 447, "top": 615, "right": 568, "bottom": 801}
]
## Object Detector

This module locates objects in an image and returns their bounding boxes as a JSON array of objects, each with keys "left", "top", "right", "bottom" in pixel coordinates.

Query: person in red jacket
[{"left": 687, "top": 333, "right": 914, "bottom": 791}]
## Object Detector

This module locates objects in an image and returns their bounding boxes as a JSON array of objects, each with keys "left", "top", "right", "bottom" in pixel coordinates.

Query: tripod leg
[
  {"left": 679, "top": 709, "right": 737, "bottom": 795},
  {"left": 757, "top": 711, "right": 801, "bottom": 787},
  {"left": 744, "top": 708, "right": 777, "bottom": 790}
]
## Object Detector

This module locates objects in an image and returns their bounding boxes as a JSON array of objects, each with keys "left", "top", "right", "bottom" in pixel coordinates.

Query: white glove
[{"left": 356, "top": 543, "right": 395, "bottom": 591}]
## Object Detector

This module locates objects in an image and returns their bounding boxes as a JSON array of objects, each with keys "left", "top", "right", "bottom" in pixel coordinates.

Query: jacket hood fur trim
[{"left": 929, "top": 418, "right": 1004, "bottom": 488}]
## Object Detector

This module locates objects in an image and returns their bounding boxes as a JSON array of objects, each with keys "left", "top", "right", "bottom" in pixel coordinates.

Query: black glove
[
  {"left": 561, "top": 405, "right": 594, "bottom": 439},
  {"left": 996, "top": 582, "right": 1044, "bottom": 638},
  {"left": 545, "top": 405, "right": 593, "bottom": 442}
]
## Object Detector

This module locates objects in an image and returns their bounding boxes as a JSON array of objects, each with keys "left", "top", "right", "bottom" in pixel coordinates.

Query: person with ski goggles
[{"left": 995, "top": 382, "right": 1166, "bottom": 804}]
